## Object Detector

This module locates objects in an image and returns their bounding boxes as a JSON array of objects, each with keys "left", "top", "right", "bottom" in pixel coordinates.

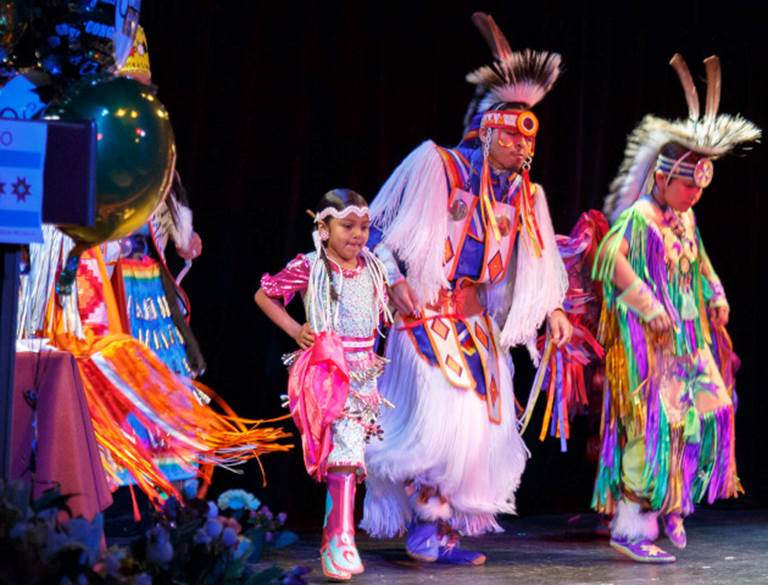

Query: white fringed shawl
[
  {"left": 485, "top": 184, "right": 568, "bottom": 359},
  {"left": 369, "top": 141, "right": 450, "bottom": 306}
]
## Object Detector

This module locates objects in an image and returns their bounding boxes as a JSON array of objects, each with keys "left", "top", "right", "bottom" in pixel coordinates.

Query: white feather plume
[
  {"left": 369, "top": 141, "right": 450, "bottom": 306},
  {"left": 466, "top": 49, "right": 563, "bottom": 110},
  {"left": 604, "top": 114, "right": 761, "bottom": 223},
  {"left": 465, "top": 12, "right": 562, "bottom": 115},
  {"left": 604, "top": 56, "right": 761, "bottom": 223}
]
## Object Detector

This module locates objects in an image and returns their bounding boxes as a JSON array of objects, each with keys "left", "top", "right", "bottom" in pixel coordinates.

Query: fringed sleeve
[
  {"left": 369, "top": 140, "right": 451, "bottom": 306},
  {"left": 497, "top": 184, "right": 569, "bottom": 357},
  {"left": 593, "top": 204, "right": 677, "bottom": 319},
  {"left": 591, "top": 206, "right": 667, "bottom": 389},
  {"left": 260, "top": 254, "right": 311, "bottom": 305}
]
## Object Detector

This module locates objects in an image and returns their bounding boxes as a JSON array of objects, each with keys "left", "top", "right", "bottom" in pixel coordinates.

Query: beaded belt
[{"left": 341, "top": 335, "right": 376, "bottom": 352}]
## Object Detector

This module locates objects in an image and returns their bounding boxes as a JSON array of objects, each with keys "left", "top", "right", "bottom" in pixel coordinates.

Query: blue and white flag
[{"left": 0, "top": 119, "right": 47, "bottom": 244}]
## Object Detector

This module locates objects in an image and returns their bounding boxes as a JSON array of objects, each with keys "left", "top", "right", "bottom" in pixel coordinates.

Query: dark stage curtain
[{"left": 140, "top": 1, "right": 767, "bottom": 529}]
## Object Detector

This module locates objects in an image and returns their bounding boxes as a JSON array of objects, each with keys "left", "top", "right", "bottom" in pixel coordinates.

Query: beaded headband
[
  {"left": 656, "top": 153, "right": 714, "bottom": 188},
  {"left": 314, "top": 206, "right": 370, "bottom": 223},
  {"left": 481, "top": 109, "right": 539, "bottom": 137}
]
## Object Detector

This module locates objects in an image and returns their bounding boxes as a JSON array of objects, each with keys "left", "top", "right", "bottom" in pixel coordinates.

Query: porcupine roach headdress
[
  {"left": 603, "top": 54, "right": 761, "bottom": 224},
  {"left": 461, "top": 12, "right": 563, "bottom": 253}
]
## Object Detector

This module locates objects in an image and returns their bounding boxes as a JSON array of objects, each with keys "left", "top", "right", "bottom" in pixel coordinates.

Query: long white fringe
[
  {"left": 409, "top": 491, "right": 452, "bottom": 522},
  {"left": 305, "top": 249, "right": 341, "bottom": 332},
  {"left": 491, "top": 184, "right": 568, "bottom": 360},
  {"left": 361, "top": 323, "right": 527, "bottom": 538},
  {"left": 369, "top": 141, "right": 450, "bottom": 306},
  {"left": 304, "top": 247, "right": 391, "bottom": 334},
  {"left": 17, "top": 226, "right": 83, "bottom": 339},
  {"left": 170, "top": 203, "right": 193, "bottom": 253}
]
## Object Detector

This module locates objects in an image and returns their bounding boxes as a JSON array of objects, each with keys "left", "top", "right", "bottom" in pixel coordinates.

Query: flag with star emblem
[{"left": 0, "top": 119, "right": 47, "bottom": 243}]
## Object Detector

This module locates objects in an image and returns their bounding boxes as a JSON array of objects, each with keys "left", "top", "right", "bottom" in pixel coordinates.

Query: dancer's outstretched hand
[
  {"left": 548, "top": 308, "right": 573, "bottom": 348},
  {"left": 177, "top": 232, "right": 203, "bottom": 260},
  {"left": 293, "top": 322, "right": 315, "bottom": 349},
  {"left": 648, "top": 310, "right": 673, "bottom": 334},
  {"left": 389, "top": 279, "right": 421, "bottom": 318}
]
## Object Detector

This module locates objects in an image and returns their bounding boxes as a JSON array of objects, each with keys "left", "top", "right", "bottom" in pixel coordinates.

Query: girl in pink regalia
[{"left": 255, "top": 189, "right": 392, "bottom": 581}]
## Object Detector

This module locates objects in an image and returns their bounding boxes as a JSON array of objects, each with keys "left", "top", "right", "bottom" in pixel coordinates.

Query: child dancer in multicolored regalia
[
  {"left": 255, "top": 189, "right": 392, "bottom": 581},
  {"left": 592, "top": 54, "right": 760, "bottom": 563}
]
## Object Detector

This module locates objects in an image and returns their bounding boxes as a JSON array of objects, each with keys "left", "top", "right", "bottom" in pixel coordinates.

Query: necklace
[
  {"left": 654, "top": 202, "right": 699, "bottom": 321},
  {"left": 661, "top": 207, "right": 697, "bottom": 275}
]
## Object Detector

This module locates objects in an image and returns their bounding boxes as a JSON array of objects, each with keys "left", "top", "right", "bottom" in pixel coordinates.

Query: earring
[
  {"left": 522, "top": 155, "right": 533, "bottom": 172},
  {"left": 319, "top": 229, "right": 330, "bottom": 242}
]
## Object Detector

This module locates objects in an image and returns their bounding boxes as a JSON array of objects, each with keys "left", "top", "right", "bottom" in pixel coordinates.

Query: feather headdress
[
  {"left": 463, "top": 12, "right": 562, "bottom": 130},
  {"left": 604, "top": 54, "right": 761, "bottom": 223}
]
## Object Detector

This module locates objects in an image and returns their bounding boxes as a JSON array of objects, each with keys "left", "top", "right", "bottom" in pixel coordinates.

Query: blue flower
[
  {"left": 9, "top": 520, "right": 32, "bottom": 539},
  {"left": 193, "top": 528, "right": 212, "bottom": 546},
  {"left": 221, "top": 527, "right": 239, "bottom": 547},
  {"left": 133, "top": 573, "right": 152, "bottom": 585},
  {"left": 233, "top": 537, "right": 252, "bottom": 560},
  {"left": 45, "top": 515, "right": 104, "bottom": 566},
  {"left": 204, "top": 518, "right": 223, "bottom": 539},
  {"left": 146, "top": 525, "right": 173, "bottom": 564},
  {"left": 280, "top": 566, "right": 312, "bottom": 585},
  {"left": 103, "top": 546, "right": 128, "bottom": 577},
  {"left": 182, "top": 479, "right": 199, "bottom": 501}
]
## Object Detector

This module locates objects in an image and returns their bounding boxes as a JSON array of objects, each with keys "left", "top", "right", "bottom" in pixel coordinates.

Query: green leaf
[
  {"left": 31, "top": 487, "right": 73, "bottom": 515},
  {"left": 243, "top": 566, "right": 283, "bottom": 585}
]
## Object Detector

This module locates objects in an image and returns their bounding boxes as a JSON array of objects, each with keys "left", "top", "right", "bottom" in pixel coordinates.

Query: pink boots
[{"left": 321, "top": 472, "right": 364, "bottom": 581}]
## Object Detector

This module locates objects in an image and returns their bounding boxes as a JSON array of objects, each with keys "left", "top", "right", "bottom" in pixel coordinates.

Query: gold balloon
[{"left": 46, "top": 76, "right": 175, "bottom": 245}]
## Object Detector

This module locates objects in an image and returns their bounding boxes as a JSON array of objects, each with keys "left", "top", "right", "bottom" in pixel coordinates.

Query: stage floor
[{"left": 265, "top": 509, "right": 768, "bottom": 584}]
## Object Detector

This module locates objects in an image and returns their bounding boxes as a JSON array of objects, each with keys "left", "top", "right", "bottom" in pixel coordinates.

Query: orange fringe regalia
[{"left": 33, "top": 240, "right": 291, "bottom": 505}]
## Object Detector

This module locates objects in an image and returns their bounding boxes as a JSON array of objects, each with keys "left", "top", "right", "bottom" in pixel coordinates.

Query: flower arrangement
[
  {"left": 0, "top": 480, "right": 104, "bottom": 584},
  {"left": 0, "top": 479, "right": 307, "bottom": 585}
]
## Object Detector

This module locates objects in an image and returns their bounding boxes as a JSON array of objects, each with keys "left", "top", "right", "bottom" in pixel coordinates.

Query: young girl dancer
[{"left": 255, "top": 189, "right": 391, "bottom": 580}]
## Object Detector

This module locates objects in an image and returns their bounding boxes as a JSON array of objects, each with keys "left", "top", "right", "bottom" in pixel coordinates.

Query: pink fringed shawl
[{"left": 287, "top": 331, "right": 350, "bottom": 481}]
